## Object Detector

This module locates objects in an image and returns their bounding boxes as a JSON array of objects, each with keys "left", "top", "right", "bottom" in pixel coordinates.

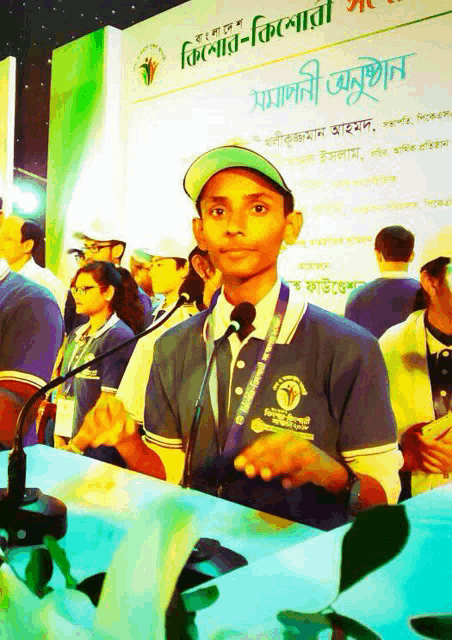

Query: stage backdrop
[
  {"left": 48, "top": 2, "right": 452, "bottom": 311},
  {"left": 0, "top": 56, "right": 16, "bottom": 217},
  {"left": 46, "top": 27, "right": 122, "bottom": 281}
]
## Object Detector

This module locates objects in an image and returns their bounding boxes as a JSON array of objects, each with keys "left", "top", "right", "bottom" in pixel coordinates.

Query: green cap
[{"left": 183, "top": 145, "right": 292, "bottom": 202}]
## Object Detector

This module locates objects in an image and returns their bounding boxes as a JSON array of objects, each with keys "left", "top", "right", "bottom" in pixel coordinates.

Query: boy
[{"left": 72, "top": 146, "right": 402, "bottom": 529}]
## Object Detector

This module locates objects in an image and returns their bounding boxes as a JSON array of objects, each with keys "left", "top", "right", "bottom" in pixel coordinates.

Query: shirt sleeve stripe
[
  {"left": 142, "top": 430, "right": 183, "bottom": 449},
  {"left": 101, "top": 386, "right": 118, "bottom": 394},
  {"left": 341, "top": 442, "right": 399, "bottom": 458},
  {"left": 0, "top": 370, "right": 47, "bottom": 390}
]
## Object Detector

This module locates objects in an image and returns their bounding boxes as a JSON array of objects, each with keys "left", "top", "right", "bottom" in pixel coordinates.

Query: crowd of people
[{"left": 0, "top": 148, "right": 450, "bottom": 531}]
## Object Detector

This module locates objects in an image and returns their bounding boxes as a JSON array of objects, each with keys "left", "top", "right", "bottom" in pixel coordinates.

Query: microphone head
[
  {"left": 230, "top": 302, "right": 256, "bottom": 332},
  {"left": 178, "top": 278, "right": 200, "bottom": 304}
]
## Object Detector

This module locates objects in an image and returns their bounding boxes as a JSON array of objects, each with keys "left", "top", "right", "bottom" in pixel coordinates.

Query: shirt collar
[
  {"left": 18, "top": 257, "right": 35, "bottom": 275},
  {"left": 426, "top": 327, "right": 452, "bottom": 355},
  {"left": 0, "top": 259, "right": 10, "bottom": 283},
  {"left": 379, "top": 270, "right": 412, "bottom": 279},
  {"left": 203, "top": 278, "right": 307, "bottom": 344},
  {"left": 73, "top": 312, "right": 120, "bottom": 341}
]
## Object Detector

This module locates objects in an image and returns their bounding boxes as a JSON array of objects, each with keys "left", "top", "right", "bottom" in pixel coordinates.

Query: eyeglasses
[
  {"left": 70, "top": 285, "right": 100, "bottom": 295},
  {"left": 83, "top": 243, "right": 116, "bottom": 254}
]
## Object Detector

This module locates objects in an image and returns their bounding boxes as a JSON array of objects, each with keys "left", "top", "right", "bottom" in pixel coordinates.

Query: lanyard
[
  {"left": 61, "top": 314, "right": 117, "bottom": 395},
  {"left": 62, "top": 331, "right": 96, "bottom": 396},
  {"left": 205, "top": 281, "right": 290, "bottom": 458}
]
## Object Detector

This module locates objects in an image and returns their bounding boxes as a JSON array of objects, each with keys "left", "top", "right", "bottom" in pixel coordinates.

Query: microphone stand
[
  {"left": 0, "top": 291, "right": 193, "bottom": 546},
  {"left": 181, "top": 327, "right": 236, "bottom": 489},
  {"left": 182, "top": 302, "right": 256, "bottom": 489}
]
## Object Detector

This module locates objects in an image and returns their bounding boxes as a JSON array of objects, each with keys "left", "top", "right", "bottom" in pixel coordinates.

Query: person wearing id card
[
  {"left": 380, "top": 226, "right": 452, "bottom": 498},
  {"left": 73, "top": 146, "right": 402, "bottom": 530},
  {"left": 64, "top": 221, "right": 155, "bottom": 335},
  {"left": 53, "top": 261, "right": 141, "bottom": 457}
]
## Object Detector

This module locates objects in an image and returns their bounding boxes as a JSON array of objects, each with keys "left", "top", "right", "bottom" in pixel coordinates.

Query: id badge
[{"left": 55, "top": 397, "right": 76, "bottom": 438}]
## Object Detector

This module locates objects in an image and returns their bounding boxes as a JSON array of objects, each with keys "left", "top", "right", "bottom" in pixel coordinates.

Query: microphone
[
  {"left": 182, "top": 301, "right": 256, "bottom": 488},
  {"left": 0, "top": 282, "right": 198, "bottom": 547}
]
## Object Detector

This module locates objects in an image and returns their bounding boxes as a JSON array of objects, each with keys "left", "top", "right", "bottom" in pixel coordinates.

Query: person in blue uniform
[
  {"left": 0, "top": 258, "right": 63, "bottom": 448},
  {"left": 345, "top": 226, "right": 420, "bottom": 338},
  {"left": 68, "top": 147, "right": 402, "bottom": 530},
  {"left": 54, "top": 261, "right": 140, "bottom": 461}
]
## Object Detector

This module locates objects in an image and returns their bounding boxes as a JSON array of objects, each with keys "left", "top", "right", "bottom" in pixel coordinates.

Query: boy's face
[
  {"left": 193, "top": 168, "right": 301, "bottom": 283},
  {"left": 150, "top": 256, "right": 187, "bottom": 295}
]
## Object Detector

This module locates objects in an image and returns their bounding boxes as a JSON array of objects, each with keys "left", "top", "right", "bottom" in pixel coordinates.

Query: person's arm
[
  {"left": 235, "top": 333, "right": 399, "bottom": 512},
  {"left": 344, "top": 292, "right": 359, "bottom": 323},
  {"left": 0, "top": 380, "right": 42, "bottom": 448},
  {"left": 70, "top": 393, "right": 166, "bottom": 478},
  {"left": 342, "top": 445, "right": 403, "bottom": 505},
  {"left": 0, "top": 293, "right": 63, "bottom": 446},
  {"left": 400, "top": 423, "right": 452, "bottom": 475}
]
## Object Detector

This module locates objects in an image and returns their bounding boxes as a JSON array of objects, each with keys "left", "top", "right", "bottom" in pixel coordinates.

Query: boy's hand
[
  {"left": 234, "top": 431, "right": 348, "bottom": 491},
  {"left": 71, "top": 394, "right": 135, "bottom": 452}
]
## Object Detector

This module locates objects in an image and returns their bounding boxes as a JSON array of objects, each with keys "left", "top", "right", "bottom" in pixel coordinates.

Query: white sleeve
[
  {"left": 342, "top": 443, "right": 404, "bottom": 504},
  {"left": 116, "top": 335, "right": 157, "bottom": 423}
]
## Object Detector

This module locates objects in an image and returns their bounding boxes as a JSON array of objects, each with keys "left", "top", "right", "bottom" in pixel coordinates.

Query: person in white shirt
[
  {"left": 380, "top": 226, "right": 452, "bottom": 498},
  {"left": 115, "top": 240, "right": 197, "bottom": 425},
  {"left": 0, "top": 214, "right": 66, "bottom": 313}
]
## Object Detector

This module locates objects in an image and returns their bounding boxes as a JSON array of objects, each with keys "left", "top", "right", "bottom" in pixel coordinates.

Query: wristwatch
[{"left": 342, "top": 465, "right": 361, "bottom": 517}]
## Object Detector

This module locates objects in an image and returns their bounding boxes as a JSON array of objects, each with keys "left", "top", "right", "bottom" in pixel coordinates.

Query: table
[
  {"left": 0, "top": 445, "right": 320, "bottom": 587},
  {"left": 191, "top": 484, "right": 452, "bottom": 638}
]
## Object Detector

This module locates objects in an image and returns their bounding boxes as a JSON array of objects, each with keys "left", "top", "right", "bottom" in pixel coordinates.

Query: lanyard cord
[
  {"left": 62, "top": 314, "right": 116, "bottom": 395},
  {"left": 205, "top": 282, "right": 290, "bottom": 460},
  {"left": 62, "top": 332, "right": 95, "bottom": 396}
]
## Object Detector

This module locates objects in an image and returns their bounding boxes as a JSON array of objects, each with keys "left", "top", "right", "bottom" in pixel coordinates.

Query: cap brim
[{"left": 183, "top": 146, "right": 292, "bottom": 202}]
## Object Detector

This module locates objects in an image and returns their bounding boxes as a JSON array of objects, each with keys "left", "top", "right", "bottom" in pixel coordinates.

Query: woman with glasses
[{"left": 52, "top": 261, "right": 144, "bottom": 461}]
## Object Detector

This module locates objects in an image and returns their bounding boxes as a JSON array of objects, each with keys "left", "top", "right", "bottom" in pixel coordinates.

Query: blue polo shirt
[
  {"left": 59, "top": 314, "right": 135, "bottom": 437},
  {"left": 0, "top": 267, "right": 64, "bottom": 445},
  {"left": 345, "top": 276, "right": 420, "bottom": 339},
  {"left": 143, "top": 288, "right": 397, "bottom": 530}
]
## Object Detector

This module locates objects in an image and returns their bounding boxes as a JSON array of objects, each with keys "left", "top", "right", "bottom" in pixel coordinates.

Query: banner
[
  {"left": 48, "top": 1, "right": 452, "bottom": 311},
  {"left": 46, "top": 27, "right": 122, "bottom": 280},
  {"left": 119, "top": 1, "right": 452, "bottom": 313},
  {"left": 0, "top": 56, "right": 16, "bottom": 217}
]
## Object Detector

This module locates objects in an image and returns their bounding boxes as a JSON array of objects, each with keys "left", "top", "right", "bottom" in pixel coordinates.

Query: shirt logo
[{"left": 274, "top": 375, "right": 307, "bottom": 411}]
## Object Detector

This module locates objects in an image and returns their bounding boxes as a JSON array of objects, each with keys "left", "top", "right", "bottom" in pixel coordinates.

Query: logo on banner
[
  {"left": 133, "top": 44, "right": 166, "bottom": 86},
  {"left": 274, "top": 375, "right": 307, "bottom": 411}
]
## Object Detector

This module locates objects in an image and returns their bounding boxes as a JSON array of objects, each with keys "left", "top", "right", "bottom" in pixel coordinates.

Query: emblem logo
[
  {"left": 274, "top": 375, "right": 307, "bottom": 412},
  {"left": 133, "top": 44, "right": 166, "bottom": 86}
]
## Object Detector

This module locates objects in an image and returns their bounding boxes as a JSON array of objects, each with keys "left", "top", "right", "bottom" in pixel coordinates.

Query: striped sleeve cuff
[
  {"left": 101, "top": 386, "right": 118, "bottom": 394},
  {"left": 0, "top": 370, "right": 47, "bottom": 390},
  {"left": 142, "top": 429, "right": 183, "bottom": 450},
  {"left": 341, "top": 441, "right": 399, "bottom": 458}
]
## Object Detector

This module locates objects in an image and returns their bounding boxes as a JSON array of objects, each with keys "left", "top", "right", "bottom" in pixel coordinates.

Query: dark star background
[{"left": 1, "top": 0, "right": 188, "bottom": 189}]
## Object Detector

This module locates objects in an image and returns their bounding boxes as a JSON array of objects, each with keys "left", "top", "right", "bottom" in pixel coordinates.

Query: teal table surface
[
  {"left": 189, "top": 484, "right": 452, "bottom": 639},
  {"left": 0, "top": 445, "right": 320, "bottom": 586}
]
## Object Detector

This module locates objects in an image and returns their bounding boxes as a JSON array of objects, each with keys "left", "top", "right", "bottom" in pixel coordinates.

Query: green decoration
[
  {"left": 339, "top": 505, "right": 409, "bottom": 594},
  {"left": 182, "top": 585, "right": 220, "bottom": 612},
  {"left": 277, "top": 610, "right": 382, "bottom": 639},
  {"left": 410, "top": 615, "right": 452, "bottom": 639},
  {"left": 276, "top": 505, "right": 410, "bottom": 638},
  {"left": 24, "top": 548, "right": 53, "bottom": 598},
  {"left": 43, "top": 535, "right": 77, "bottom": 589}
]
